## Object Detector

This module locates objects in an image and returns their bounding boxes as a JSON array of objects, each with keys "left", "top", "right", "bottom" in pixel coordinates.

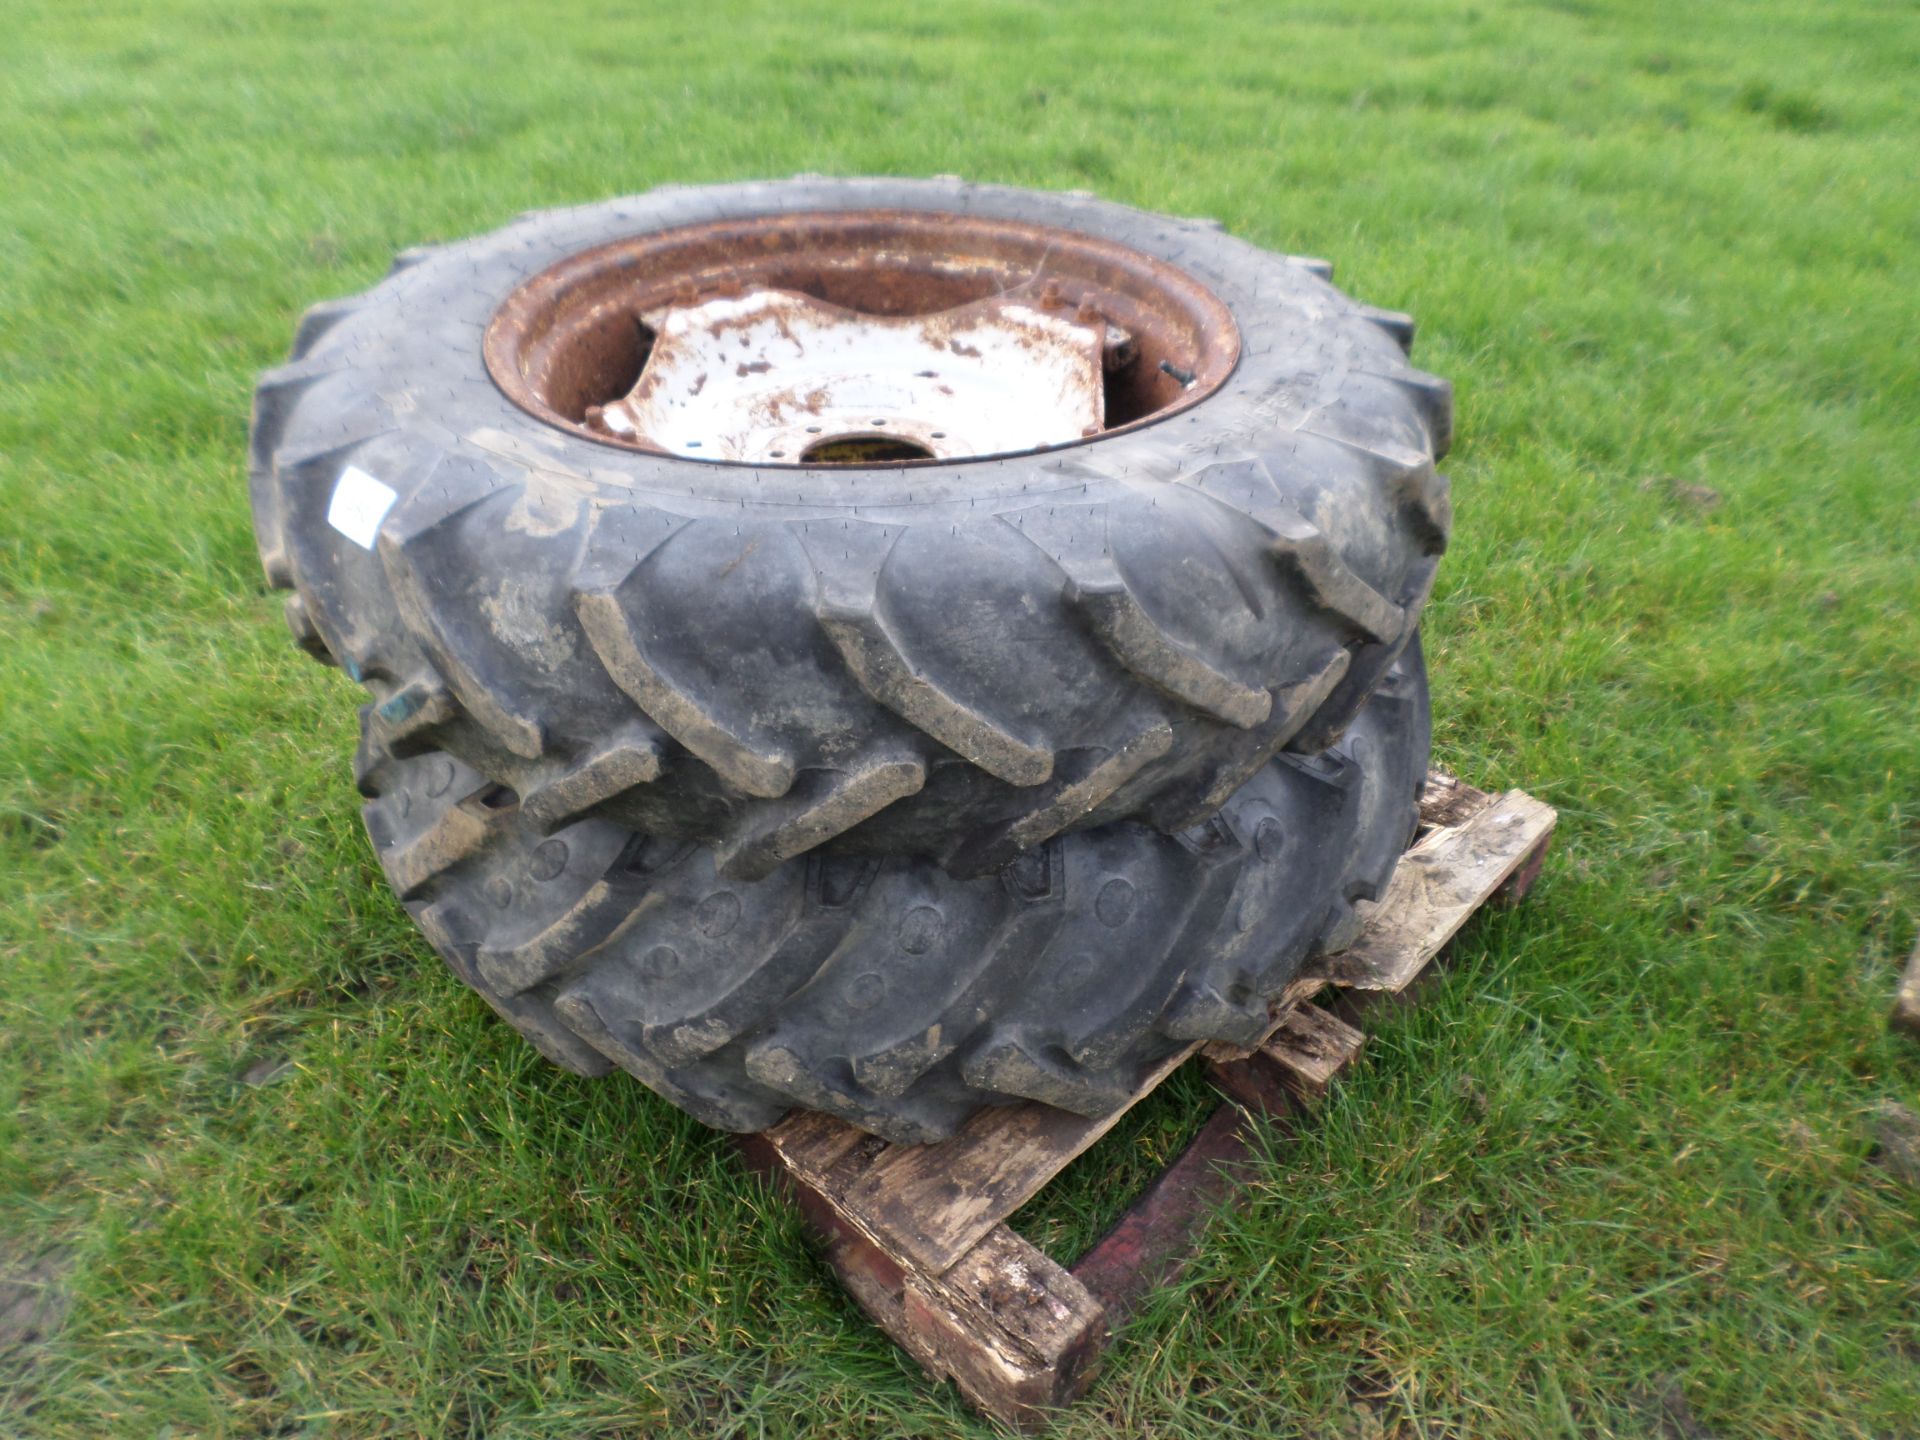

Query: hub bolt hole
[{"left": 801, "top": 434, "right": 937, "bottom": 466}]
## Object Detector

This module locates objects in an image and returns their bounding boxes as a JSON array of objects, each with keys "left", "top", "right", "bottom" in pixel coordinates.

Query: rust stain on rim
[{"left": 484, "top": 210, "right": 1241, "bottom": 467}]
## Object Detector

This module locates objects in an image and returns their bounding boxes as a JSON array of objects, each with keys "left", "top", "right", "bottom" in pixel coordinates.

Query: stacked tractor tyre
[{"left": 249, "top": 179, "right": 1450, "bottom": 1144}]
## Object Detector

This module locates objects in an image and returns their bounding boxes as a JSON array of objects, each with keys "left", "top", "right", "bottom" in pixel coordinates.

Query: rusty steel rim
[{"left": 483, "top": 210, "right": 1241, "bottom": 467}]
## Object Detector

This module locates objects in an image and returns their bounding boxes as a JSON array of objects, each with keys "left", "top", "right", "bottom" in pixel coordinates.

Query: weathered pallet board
[
  {"left": 738, "top": 770, "right": 1555, "bottom": 1430},
  {"left": 736, "top": 1133, "right": 1107, "bottom": 1422},
  {"left": 1206, "top": 1003, "right": 1366, "bottom": 1114},
  {"left": 766, "top": 1043, "right": 1197, "bottom": 1275},
  {"left": 1312, "top": 786, "right": 1555, "bottom": 992}
]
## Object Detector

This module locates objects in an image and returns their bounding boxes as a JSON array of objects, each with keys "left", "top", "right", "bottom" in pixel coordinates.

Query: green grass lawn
[{"left": 4, "top": 0, "right": 1918, "bottom": 1433}]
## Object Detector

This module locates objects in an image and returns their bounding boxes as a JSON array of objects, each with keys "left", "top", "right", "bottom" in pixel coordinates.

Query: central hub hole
[{"left": 800, "top": 434, "right": 937, "bottom": 465}]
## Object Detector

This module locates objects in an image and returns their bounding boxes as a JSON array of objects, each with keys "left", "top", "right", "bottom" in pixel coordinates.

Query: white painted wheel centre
[{"left": 588, "top": 290, "right": 1118, "bottom": 465}]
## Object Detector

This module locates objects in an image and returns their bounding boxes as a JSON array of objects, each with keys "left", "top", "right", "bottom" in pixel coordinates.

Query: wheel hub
[
  {"left": 588, "top": 289, "right": 1120, "bottom": 464},
  {"left": 484, "top": 210, "right": 1239, "bottom": 467}
]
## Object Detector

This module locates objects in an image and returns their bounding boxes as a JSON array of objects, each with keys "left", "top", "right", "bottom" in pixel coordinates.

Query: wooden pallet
[{"left": 734, "top": 771, "right": 1556, "bottom": 1429}]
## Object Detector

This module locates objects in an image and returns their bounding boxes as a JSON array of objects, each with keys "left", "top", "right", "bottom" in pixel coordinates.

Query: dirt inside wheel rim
[{"left": 483, "top": 210, "right": 1240, "bottom": 467}]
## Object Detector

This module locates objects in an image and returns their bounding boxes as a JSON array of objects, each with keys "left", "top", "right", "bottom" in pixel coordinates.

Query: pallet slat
[
  {"left": 737, "top": 1134, "right": 1105, "bottom": 1429},
  {"left": 769, "top": 1044, "right": 1200, "bottom": 1275},
  {"left": 1206, "top": 1003, "right": 1365, "bottom": 1118},
  {"left": 1416, "top": 770, "right": 1500, "bottom": 830},
  {"left": 1309, "top": 788, "right": 1555, "bottom": 992},
  {"left": 907, "top": 1228, "right": 1106, "bottom": 1388},
  {"left": 1259, "top": 1002, "right": 1366, "bottom": 1102}
]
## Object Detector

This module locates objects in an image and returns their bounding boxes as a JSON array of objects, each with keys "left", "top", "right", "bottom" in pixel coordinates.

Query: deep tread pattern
[
  {"left": 368, "top": 675, "right": 461, "bottom": 755},
  {"left": 715, "top": 757, "right": 928, "bottom": 882},
  {"left": 1061, "top": 820, "right": 1250, "bottom": 1073},
  {"left": 249, "top": 357, "right": 354, "bottom": 592},
  {"left": 1286, "top": 554, "right": 1439, "bottom": 755},
  {"left": 947, "top": 719, "right": 1172, "bottom": 878},
  {"left": 1356, "top": 305, "right": 1416, "bottom": 353},
  {"left": 379, "top": 497, "right": 547, "bottom": 762},
  {"left": 1295, "top": 428, "right": 1451, "bottom": 560},
  {"left": 639, "top": 898, "right": 854, "bottom": 1067},
  {"left": 521, "top": 730, "right": 664, "bottom": 832},
  {"left": 960, "top": 1027, "right": 1139, "bottom": 1118},
  {"left": 423, "top": 903, "right": 616, "bottom": 1077},
  {"left": 850, "top": 858, "right": 1068, "bottom": 1098},
  {"left": 283, "top": 593, "right": 334, "bottom": 664},
  {"left": 290, "top": 297, "right": 362, "bottom": 361},
  {"left": 1068, "top": 580, "right": 1271, "bottom": 728},
  {"left": 1394, "top": 466, "right": 1454, "bottom": 559},
  {"left": 554, "top": 988, "right": 787, "bottom": 1133},
  {"left": 388, "top": 243, "right": 442, "bottom": 274},
  {"left": 576, "top": 588, "right": 797, "bottom": 798},
  {"left": 253, "top": 180, "right": 1451, "bottom": 870},
  {"left": 819, "top": 600, "right": 1055, "bottom": 787},
  {"left": 1008, "top": 497, "right": 1278, "bottom": 729},
  {"left": 380, "top": 789, "right": 499, "bottom": 899},
  {"left": 1146, "top": 646, "right": 1353, "bottom": 833},
  {"left": 1265, "top": 516, "right": 1405, "bottom": 643},
  {"left": 355, "top": 642, "right": 1431, "bottom": 1144},
  {"left": 1365, "top": 367, "right": 1454, "bottom": 459},
  {"left": 797, "top": 519, "right": 1055, "bottom": 789},
  {"left": 475, "top": 874, "right": 636, "bottom": 995}
]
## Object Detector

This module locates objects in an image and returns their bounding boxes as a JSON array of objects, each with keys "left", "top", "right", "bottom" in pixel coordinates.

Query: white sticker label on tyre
[{"left": 326, "top": 465, "right": 399, "bottom": 549}]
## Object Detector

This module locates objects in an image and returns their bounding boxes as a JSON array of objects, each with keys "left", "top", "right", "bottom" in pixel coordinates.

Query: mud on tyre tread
[
  {"left": 254, "top": 179, "right": 1450, "bottom": 873},
  {"left": 357, "top": 640, "right": 1431, "bottom": 1144}
]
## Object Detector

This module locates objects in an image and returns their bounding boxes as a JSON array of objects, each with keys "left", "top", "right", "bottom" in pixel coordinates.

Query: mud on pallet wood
[{"left": 735, "top": 770, "right": 1556, "bottom": 1430}]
